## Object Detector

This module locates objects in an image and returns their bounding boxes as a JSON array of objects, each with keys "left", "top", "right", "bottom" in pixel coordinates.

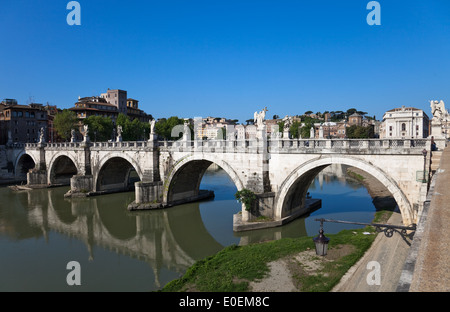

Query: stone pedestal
[{"left": 431, "top": 120, "right": 445, "bottom": 139}]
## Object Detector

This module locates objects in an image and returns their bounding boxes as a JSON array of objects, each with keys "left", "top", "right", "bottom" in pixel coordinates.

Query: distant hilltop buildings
[
  {"left": 70, "top": 88, "right": 152, "bottom": 123},
  {"left": 0, "top": 92, "right": 442, "bottom": 144},
  {"left": 0, "top": 89, "right": 152, "bottom": 145}
]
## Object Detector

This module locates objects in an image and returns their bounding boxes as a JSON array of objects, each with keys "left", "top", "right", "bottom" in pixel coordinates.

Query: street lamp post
[
  {"left": 313, "top": 218, "right": 416, "bottom": 256},
  {"left": 313, "top": 219, "right": 330, "bottom": 256}
]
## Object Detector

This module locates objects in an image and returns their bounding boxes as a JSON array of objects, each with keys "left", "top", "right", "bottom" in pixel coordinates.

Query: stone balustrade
[{"left": 23, "top": 138, "right": 435, "bottom": 155}]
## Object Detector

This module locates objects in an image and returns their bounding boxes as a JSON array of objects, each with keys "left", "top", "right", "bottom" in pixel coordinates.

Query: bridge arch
[
  {"left": 163, "top": 154, "right": 244, "bottom": 207},
  {"left": 48, "top": 153, "right": 79, "bottom": 185},
  {"left": 94, "top": 154, "right": 143, "bottom": 193},
  {"left": 14, "top": 152, "right": 36, "bottom": 177},
  {"left": 274, "top": 155, "right": 414, "bottom": 227}
]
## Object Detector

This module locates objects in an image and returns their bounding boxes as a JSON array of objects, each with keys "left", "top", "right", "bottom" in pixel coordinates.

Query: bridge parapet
[
  {"left": 159, "top": 138, "right": 432, "bottom": 155},
  {"left": 23, "top": 138, "right": 433, "bottom": 155}
]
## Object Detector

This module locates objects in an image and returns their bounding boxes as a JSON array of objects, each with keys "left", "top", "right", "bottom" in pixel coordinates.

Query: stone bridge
[{"left": 6, "top": 129, "right": 437, "bottom": 231}]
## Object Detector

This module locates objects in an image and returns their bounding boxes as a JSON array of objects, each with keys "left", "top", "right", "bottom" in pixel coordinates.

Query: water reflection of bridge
[{"left": 5, "top": 187, "right": 309, "bottom": 288}]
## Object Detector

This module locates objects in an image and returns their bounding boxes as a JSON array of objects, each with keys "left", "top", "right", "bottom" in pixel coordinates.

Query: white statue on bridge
[
  {"left": 254, "top": 107, "right": 268, "bottom": 127},
  {"left": 430, "top": 100, "right": 448, "bottom": 121},
  {"left": 150, "top": 119, "right": 156, "bottom": 134},
  {"left": 39, "top": 127, "right": 45, "bottom": 143},
  {"left": 83, "top": 125, "right": 90, "bottom": 143},
  {"left": 117, "top": 125, "right": 123, "bottom": 142}
]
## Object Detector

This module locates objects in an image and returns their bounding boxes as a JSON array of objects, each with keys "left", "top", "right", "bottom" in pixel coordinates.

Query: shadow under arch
[
  {"left": 48, "top": 155, "right": 78, "bottom": 185},
  {"left": 95, "top": 157, "right": 141, "bottom": 193},
  {"left": 163, "top": 155, "right": 244, "bottom": 207},
  {"left": 15, "top": 153, "right": 36, "bottom": 178},
  {"left": 275, "top": 155, "right": 414, "bottom": 227}
]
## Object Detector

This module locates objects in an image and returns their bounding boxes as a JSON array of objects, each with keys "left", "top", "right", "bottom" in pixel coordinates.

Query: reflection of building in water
[{"left": 316, "top": 164, "right": 347, "bottom": 189}]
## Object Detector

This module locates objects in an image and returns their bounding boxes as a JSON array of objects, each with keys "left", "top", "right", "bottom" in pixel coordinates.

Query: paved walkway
[
  {"left": 404, "top": 147, "right": 450, "bottom": 292},
  {"left": 332, "top": 211, "right": 412, "bottom": 292},
  {"left": 334, "top": 147, "right": 450, "bottom": 292}
]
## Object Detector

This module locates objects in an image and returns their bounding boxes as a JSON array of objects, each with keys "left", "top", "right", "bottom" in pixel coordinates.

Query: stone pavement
[
  {"left": 332, "top": 211, "right": 412, "bottom": 292},
  {"left": 334, "top": 147, "right": 450, "bottom": 292},
  {"left": 399, "top": 146, "right": 450, "bottom": 292}
]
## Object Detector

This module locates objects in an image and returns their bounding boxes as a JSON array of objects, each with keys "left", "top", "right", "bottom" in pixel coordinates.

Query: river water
[{"left": 0, "top": 165, "right": 377, "bottom": 291}]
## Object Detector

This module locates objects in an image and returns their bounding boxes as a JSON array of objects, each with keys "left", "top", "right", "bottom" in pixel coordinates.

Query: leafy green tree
[
  {"left": 116, "top": 113, "right": 149, "bottom": 141},
  {"left": 346, "top": 125, "right": 374, "bottom": 138},
  {"left": 154, "top": 116, "right": 185, "bottom": 140},
  {"left": 289, "top": 121, "right": 302, "bottom": 139},
  {"left": 54, "top": 109, "right": 77, "bottom": 141},
  {"left": 300, "top": 120, "right": 314, "bottom": 138},
  {"left": 277, "top": 121, "right": 284, "bottom": 133},
  {"left": 83, "top": 115, "right": 114, "bottom": 142}
]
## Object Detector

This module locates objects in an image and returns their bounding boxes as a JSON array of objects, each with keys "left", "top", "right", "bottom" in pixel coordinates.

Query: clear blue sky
[{"left": 1, "top": 0, "right": 449, "bottom": 123}]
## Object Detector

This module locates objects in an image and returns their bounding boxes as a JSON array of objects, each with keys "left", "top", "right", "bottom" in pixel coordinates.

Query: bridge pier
[
  {"left": 127, "top": 181, "right": 164, "bottom": 210},
  {"left": 26, "top": 143, "right": 49, "bottom": 188}
]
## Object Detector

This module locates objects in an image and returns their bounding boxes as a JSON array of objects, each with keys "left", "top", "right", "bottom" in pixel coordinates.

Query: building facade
[
  {"left": 381, "top": 106, "right": 429, "bottom": 139},
  {"left": 71, "top": 89, "right": 151, "bottom": 123},
  {"left": 0, "top": 100, "right": 49, "bottom": 144}
]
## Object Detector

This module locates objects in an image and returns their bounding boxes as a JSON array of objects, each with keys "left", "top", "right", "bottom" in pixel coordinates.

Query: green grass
[{"left": 160, "top": 226, "right": 377, "bottom": 292}]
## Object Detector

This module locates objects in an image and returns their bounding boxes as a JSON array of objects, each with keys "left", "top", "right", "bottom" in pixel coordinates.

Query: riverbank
[
  {"left": 160, "top": 166, "right": 398, "bottom": 292},
  {"left": 161, "top": 226, "right": 377, "bottom": 292}
]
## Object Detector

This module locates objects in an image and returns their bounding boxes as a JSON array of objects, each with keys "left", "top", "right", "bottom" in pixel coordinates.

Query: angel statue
[
  {"left": 254, "top": 107, "right": 268, "bottom": 127},
  {"left": 150, "top": 119, "right": 156, "bottom": 134}
]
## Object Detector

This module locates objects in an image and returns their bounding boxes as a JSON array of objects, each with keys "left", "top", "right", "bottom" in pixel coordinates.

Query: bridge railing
[
  {"left": 159, "top": 138, "right": 432, "bottom": 154},
  {"left": 22, "top": 138, "right": 434, "bottom": 154}
]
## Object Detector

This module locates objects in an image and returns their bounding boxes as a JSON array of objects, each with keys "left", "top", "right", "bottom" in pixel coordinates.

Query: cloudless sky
[{"left": 1, "top": 0, "right": 450, "bottom": 123}]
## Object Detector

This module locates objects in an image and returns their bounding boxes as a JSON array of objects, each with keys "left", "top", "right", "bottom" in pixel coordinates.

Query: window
[
  {"left": 401, "top": 123, "right": 406, "bottom": 131},
  {"left": 18, "top": 111, "right": 23, "bottom": 117},
  {"left": 389, "top": 126, "right": 392, "bottom": 131},
  {"left": 416, "top": 125, "right": 419, "bottom": 130}
]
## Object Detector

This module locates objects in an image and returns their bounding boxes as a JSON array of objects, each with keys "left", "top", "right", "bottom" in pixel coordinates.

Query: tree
[
  {"left": 116, "top": 113, "right": 149, "bottom": 141},
  {"left": 346, "top": 125, "right": 374, "bottom": 138},
  {"left": 304, "top": 111, "right": 313, "bottom": 115},
  {"left": 154, "top": 116, "right": 185, "bottom": 140},
  {"left": 346, "top": 108, "right": 357, "bottom": 117},
  {"left": 277, "top": 121, "right": 284, "bottom": 133},
  {"left": 54, "top": 109, "right": 77, "bottom": 141},
  {"left": 290, "top": 121, "right": 302, "bottom": 139},
  {"left": 272, "top": 114, "right": 280, "bottom": 120},
  {"left": 83, "top": 115, "right": 114, "bottom": 142},
  {"left": 300, "top": 120, "right": 314, "bottom": 138}
]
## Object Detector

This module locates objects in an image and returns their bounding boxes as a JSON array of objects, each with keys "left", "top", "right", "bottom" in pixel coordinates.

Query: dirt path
[{"left": 249, "top": 167, "right": 406, "bottom": 292}]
